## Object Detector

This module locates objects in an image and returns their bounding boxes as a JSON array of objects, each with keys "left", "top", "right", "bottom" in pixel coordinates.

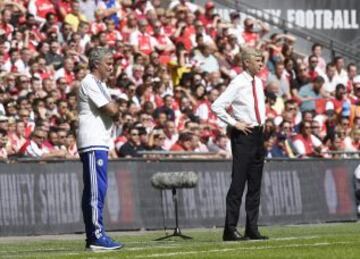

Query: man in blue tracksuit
[{"left": 77, "top": 47, "right": 123, "bottom": 251}]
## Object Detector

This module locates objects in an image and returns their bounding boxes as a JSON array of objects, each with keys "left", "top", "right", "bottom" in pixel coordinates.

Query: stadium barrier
[{"left": 0, "top": 159, "right": 358, "bottom": 236}]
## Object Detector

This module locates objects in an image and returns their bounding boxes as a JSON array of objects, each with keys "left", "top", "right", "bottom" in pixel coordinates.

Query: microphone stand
[{"left": 155, "top": 187, "right": 192, "bottom": 241}]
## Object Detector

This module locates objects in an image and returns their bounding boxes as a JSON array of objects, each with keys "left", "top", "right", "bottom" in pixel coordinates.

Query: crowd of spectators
[{"left": 0, "top": 0, "right": 359, "bottom": 160}]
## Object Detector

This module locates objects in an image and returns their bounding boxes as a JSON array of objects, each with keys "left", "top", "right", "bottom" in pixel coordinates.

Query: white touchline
[
  {"left": 128, "top": 244, "right": 181, "bottom": 251},
  {"left": 135, "top": 241, "right": 358, "bottom": 258}
]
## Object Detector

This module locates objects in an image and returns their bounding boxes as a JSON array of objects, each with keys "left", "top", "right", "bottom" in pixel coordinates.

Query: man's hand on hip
[{"left": 234, "top": 121, "right": 253, "bottom": 135}]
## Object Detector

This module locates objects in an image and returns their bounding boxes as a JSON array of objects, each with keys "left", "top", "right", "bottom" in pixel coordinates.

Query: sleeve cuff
[{"left": 228, "top": 117, "right": 237, "bottom": 127}]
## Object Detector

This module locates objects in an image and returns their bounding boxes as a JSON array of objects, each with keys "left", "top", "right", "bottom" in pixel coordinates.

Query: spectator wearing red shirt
[
  {"left": 194, "top": 88, "right": 219, "bottom": 126},
  {"left": 162, "top": 120, "right": 178, "bottom": 150},
  {"left": 331, "top": 84, "right": 350, "bottom": 115},
  {"left": 119, "top": 12, "right": 137, "bottom": 42},
  {"left": 90, "top": 10, "right": 107, "bottom": 35},
  {"left": 133, "top": 0, "right": 151, "bottom": 21},
  {"left": 173, "top": 10, "right": 195, "bottom": 51},
  {"left": 43, "top": 128, "right": 59, "bottom": 151},
  {"left": 55, "top": 57, "right": 75, "bottom": 85},
  {"left": 265, "top": 92, "right": 278, "bottom": 119},
  {"left": 57, "top": 0, "right": 73, "bottom": 21},
  {"left": 152, "top": 20, "right": 175, "bottom": 65},
  {"left": 0, "top": 9, "right": 14, "bottom": 40},
  {"left": 170, "top": 131, "right": 193, "bottom": 151},
  {"left": 104, "top": 18, "right": 122, "bottom": 47},
  {"left": 293, "top": 121, "right": 322, "bottom": 158},
  {"left": 7, "top": 119, "right": 27, "bottom": 156},
  {"left": 242, "top": 17, "right": 269, "bottom": 48},
  {"left": 307, "top": 54, "right": 324, "bottom": 82},
  {"left": 28, "top": 0, "right": 55, "bottom": 25},
  {"left": 161, "top": 11, "right": 176, "bottom": 38},
  {"left": 2, "top": 48, "right": 25, "bottom": 74},
  {"left": 198, "top": 1, "right": 216, "bottom": 33},
  {"left": 20, "top": 127, "right": 66, "bottom": 158},
  {"left": 129, "top": 19, "right": 156, "bottom": 56}
]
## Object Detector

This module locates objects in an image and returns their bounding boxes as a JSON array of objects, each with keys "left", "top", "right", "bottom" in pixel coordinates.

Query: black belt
[
  {"left": 230, "top": 125, "right": 264, "bottom": 134},
  {"left": 253, "top": 125, "right": 264, "bottom": 130}
]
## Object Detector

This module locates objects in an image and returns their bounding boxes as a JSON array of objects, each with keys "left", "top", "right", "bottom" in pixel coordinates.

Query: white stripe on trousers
[{"left": 89, "top": 151, "right": 101, "bottom": 238}]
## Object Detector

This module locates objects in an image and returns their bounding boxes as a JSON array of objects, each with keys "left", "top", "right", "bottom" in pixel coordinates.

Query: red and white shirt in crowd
[
  {"left": 292, "top": 134, "right": 322, "bottom": 157},
  {"left": 8, "top": 133, "right": 27, "bottom": 154},
  {"left": 67, "top": 143, "right": 78, "bottom": 157},
  {"left": 55, "top": 68, "right": 75, "bottom": 85},
  {"left": 114, "top": 135, "right": 127, "bottom": 151},
  {"left": 162, "top": 133, "right": 178, "bottom": 151},
  {"left": 59, "top": 0, "right": 73, "bottom": 19},
  {"left": 120, "top": 26, "right": 136, "bottom": 42},
  {"left": 105, "top": 30, "right": 123, "bottom": 46},
  {"left": 194, "top": 99, "right": 218, "bottom": 124},
  {"left": 0, "top": 22, "right": 14, "bottom": 40},
  {"left": 175, "top": 26, "right": 195, "bottom": 51},
  {"left": 2, "top": 59, "right": 25, "bottom": 74},
  {"left": 19, "top": 140, "right": 48, "bottom": 158},
  {"left": 163, "top": 24, "right": 176, "bottom": 38},
  {"left": 91, "top": 21, "right": 107, "bottom": 35},
  {"left": 25, "top": 122, "right": 35, "bottom": 139},
  {"left": 242, "top": 31, "right": 259, "bottom": 48},
  {"left": 198, "top": 15, "right": 213, "bottom": 32},
  {"left": 28, "top": 0, "right": 55, "bottom": 23},
  {"left": 330, "top": 97, "right": 351, "bottom": 114},
  {"left": 129, "top": 31, "right": 157, "bottom": 55},
  {"left": 154, "top": 33, "right": 174, "bottom": 64}
]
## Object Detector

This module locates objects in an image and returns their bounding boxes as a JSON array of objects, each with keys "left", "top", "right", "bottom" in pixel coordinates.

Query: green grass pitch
[{"left": 1, "top": 222, "right": 360, "bottom": 258}]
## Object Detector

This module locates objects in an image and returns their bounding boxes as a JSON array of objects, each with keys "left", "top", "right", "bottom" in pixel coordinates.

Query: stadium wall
[
  {"left": 0, "top": 159, "right": 358, "bottom": 236},
  {"left": 198, "top": 0, "right": 360, "bottom": 63},
  {"left": 206, "top": 0, "right": 360, "bottom": 44}
]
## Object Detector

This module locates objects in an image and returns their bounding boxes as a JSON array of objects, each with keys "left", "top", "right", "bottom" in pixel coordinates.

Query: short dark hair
[
  {"left": 335, "top": 83, "right": 345, "bottom": 91},
  {"left": 326, "top": 62, "right": 335, "bottom": 71},
  {"left": 178, "top": 132, "right": 193, "bottom": 142},
  {"left": 311, "top": 43, "right": 322, "bottom": 51},
  {"left": 299, "top": 121, "right": 311, "bottom": 132},
  {"left": 313, "top": 76, "right": 325, "bottom": 84},
  {"left": 333, "top": 56, "right": 343, "bottom": 63},
  {"left": 308, "top": 54, "right": 317, "bottom": 63},
  {"left": 0, "top": 128, "right": 7, "bottom": 136}
]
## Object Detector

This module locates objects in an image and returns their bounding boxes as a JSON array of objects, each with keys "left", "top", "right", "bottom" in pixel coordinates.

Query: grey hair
[
  {"left": 88, "top": 47, "right": 112, "bottom": 71},
  {"left": 241, "top": 47, "right": 262, "bottom": 63}
]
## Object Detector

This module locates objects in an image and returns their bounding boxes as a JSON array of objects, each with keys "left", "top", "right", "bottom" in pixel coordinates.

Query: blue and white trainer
[{"left": 86, "top": 235, "right": 124, "bottom": 251}]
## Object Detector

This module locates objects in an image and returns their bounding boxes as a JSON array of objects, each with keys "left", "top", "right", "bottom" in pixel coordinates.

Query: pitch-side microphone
[{"left": 151, "top": 171, "right": 199, "bottom": 190}]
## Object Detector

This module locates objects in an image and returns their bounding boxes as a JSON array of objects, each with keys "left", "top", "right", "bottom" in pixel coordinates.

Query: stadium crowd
[{"left": 0, "top": 0, "right": 359, "bottom": 160}]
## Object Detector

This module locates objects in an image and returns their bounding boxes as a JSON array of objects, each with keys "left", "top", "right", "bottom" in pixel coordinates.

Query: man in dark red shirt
[{"left": 170, "top": 132, "right": 193, "bottom": 151}]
